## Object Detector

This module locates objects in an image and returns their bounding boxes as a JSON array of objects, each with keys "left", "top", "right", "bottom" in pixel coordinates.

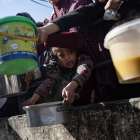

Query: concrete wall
[
  {"left": 5, "top": 97, "right": 140, "bottom": 140},
  {"left": 0, "top": 117, "right": 21, "bottom": 140}
]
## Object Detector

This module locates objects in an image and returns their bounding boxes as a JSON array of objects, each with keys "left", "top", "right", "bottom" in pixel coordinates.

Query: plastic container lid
[
  {"left": 0, "top": 16, "right": 36, "bottom": 33},
  {"left": 0, "top": 59, "right": 38, "bottom": 75},
  {"left": 104, "top": 18, "right": 140, "bottom": 49}
]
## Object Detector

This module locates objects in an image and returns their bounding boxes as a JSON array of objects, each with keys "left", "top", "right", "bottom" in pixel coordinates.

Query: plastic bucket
[
  {"left": 104, "top": 18, "right": 140, "bottom": 84},
  {"left": 0, "top": 16, "right": 38, "bottom": 75}
]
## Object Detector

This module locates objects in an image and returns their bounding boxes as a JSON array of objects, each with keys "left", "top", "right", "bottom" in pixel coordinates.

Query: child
[{"left": 23, "top": 47, "right": 94, "bottom": 106}]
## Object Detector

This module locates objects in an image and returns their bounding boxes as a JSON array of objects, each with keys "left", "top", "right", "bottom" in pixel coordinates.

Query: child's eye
[
  {"left": 59, "top": 54, "right": 64, "bottom": 58},
  {"left": 68, "top": 50, "right": 74, "bottom": 54}
]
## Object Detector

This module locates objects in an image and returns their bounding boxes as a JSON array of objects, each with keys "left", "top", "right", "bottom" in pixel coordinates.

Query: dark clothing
[
  {"left": 47, "top": 32, "right": 78, "bottom": 49},
  {"left": 36, "top": 43, "right": 46, "bottom": 57},
  {"left": 52, "top": 2, "right": 133, "bottom": 34},
  {"left": 0, "top": 97, "right": 19, "bottom": 118}
]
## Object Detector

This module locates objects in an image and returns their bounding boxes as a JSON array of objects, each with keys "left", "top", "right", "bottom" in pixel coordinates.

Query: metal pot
[
  {"left": 23, "top": 101, "right": 70, "bottom": 127},
  {"left": 0, "top": 74, "right": 27, "bottom": 98}
]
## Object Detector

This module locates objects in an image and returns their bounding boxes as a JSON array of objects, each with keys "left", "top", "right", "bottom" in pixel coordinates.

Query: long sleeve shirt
[
  {"left": 52, "top": 1, "right": 134, "bottom": 33},
  {"left": 34, "top": 54, "right": 93, "bottom": 101}
]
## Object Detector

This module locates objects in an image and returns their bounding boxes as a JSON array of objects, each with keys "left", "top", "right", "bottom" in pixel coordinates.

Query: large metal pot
[
  {"left": 0, "top": 74, "right": 27, "bottom": 98},
  {"left": 23, "top": 101, "right": 70, "bottom": 127}
]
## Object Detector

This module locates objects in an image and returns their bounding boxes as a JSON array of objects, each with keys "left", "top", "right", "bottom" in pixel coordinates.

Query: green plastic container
[{"left": 0, "top": 16, "right": 38, "bottom": 75}]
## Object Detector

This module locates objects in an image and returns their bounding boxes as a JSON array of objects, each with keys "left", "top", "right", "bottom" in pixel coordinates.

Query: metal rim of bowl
[{"left": 23, "top": 101, "right": 62, "bottom": 110}]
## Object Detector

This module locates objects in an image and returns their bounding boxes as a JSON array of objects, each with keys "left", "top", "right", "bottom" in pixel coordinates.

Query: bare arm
[{"left": 104, "top": 0, "right": 122, "bottom": 11}]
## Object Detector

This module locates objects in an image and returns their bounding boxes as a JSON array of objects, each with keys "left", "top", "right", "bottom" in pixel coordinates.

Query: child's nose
[{"left": 65, "top": 55, "right": 70, "bottom": 60}]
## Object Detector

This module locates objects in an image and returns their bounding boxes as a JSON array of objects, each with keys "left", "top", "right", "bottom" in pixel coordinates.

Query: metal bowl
[{"left": 23, "top": 101, "right": 70, "bottom": 127}]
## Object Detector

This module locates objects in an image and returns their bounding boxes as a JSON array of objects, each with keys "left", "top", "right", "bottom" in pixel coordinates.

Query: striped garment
[{"left": 34, "top": 54, "right": 93, "bottom": 101}]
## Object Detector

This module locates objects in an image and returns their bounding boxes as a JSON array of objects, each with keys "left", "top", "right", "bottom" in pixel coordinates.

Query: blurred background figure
[{"left": 44, "top": 18, "right": 49, "bottom": 25}]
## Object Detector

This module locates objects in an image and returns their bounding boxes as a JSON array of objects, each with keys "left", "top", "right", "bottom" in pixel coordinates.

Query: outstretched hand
[
  {"left": 23, "top": 93, "right": 41, "bottom": 107},
  {"left": 62, "top": 81, "right": 79, "bottom": 103},
  {"left": 37, "top": 27, "right": 49, "bottom": 45},
  {"left": 23, "top": 97, "right": 36, "bottom": 106},
  {"left": 36, "top": 23, "right": 60, "bottom": 45},
  {"left": 104, "top": 0, "right": 122, "bottom": 11}
]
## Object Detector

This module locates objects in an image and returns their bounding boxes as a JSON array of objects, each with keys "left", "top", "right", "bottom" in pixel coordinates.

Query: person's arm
[
  {"left": 52, "top": 3, "right": 105, "bottom": 32},
  {"left": 104, "top": 0, "right": 122, "bottom": 11},
  {"left": 37, "top": 23, "right": 60, "bottom": 44},
  {"left": 72, "top": 54, "right": 94, "bottom": 88},
  {"left": 34, "top": 65, "right": 62, "bottom": 100},
  {"left": 62, "top": 81, "right": 79, "bottom": 103},
  {"left": 62, "top": 54, "right": 94, "bottom": 103},
  {"left": 23, "top": 66, "right": 61, "bottom": 106},
  {"left": 23, "top": 93, "right": 41, "bottom": 106},
  {"left": 36, "top": 3, "right": 105, "bottom": 44}
]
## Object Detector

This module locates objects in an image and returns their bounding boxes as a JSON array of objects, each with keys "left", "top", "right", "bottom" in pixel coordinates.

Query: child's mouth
[{"left": 66, "top": 61, "right": 73, "bottom": 66}]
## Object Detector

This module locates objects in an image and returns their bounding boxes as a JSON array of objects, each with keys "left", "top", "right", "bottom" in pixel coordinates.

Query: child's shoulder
[{"left": 78, "top": 54, "right": 91, "bottom": 60}]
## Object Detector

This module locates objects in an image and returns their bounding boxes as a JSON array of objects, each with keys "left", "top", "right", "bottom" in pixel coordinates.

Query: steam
[{"left": 114, "top": 6, "right": 140, "bottom": 27}]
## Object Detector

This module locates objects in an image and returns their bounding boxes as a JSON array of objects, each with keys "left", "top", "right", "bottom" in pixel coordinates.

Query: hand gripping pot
[
  {"left": 23, "top": 101, "right": 70, "bottom": 127},
  {"left": 0, "top": 16, "right": 38, "bottom": 75},
  {"left": 104, "top": 18, "right": 140, "bottom": 84}
]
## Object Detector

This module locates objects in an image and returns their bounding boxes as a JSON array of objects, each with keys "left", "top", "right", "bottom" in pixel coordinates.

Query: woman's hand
[
  {"left": 25, "top": 71, "right": 33, "bottom": 89},
  {"left": 37, "top": 27, "right": 49, "bottom": 45},
  {"left": 37, "top": 23, "right": 60, "bottom": 44},
  {"left": 62, "top": 81, "right": 79, "bottom": 103},
  {"left": 23, "top": 93, "right": 40, "bottom": 106},
  {"left": 104, "top": 0, "right": 122, "bottom": 11}
]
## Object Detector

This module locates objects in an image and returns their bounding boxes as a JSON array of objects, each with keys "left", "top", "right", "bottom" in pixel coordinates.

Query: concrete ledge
[
  {"left": 0, "top": 117, "right": 21, "bottom": 140},
  {"left": 7, "top": 97, "right": 140, "bottom": 140}
]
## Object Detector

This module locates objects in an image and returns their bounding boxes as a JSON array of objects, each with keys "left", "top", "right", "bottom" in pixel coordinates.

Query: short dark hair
[
  {"left": 36, "top": 22, "right": 44, "bottom": 27},
  {"left": 16, "top": 12, "right": 36, "bottom": 24}
]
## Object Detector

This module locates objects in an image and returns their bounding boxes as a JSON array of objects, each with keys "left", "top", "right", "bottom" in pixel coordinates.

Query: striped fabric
[{"left": 72, "top": 54, "right": 93, "bottom": 88}]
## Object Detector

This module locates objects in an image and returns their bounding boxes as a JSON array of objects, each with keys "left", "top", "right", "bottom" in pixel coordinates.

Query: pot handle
[{"left": 56, "top": 99, "right": 70, "bottom": 112}]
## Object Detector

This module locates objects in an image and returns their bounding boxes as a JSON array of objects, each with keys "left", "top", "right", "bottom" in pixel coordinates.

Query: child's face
[{"left": 56, "top": 48, "right": 77, "bottom": 68}]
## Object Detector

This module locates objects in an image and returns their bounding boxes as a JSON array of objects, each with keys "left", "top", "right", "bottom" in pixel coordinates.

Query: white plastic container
[{"left": 104, "top": 18, "right": 140, "bottom": 84}]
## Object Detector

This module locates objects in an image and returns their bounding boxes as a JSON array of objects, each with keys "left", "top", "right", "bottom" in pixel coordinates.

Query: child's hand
[
  {"left": 23, "top": 97, "right": 36, "bottom": 106},
  {"left": 23, "top": 93, "right": 41, "bottom": 106},
  {"left": 62, "top": 81, "right": 79, "bottom": 103}
]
